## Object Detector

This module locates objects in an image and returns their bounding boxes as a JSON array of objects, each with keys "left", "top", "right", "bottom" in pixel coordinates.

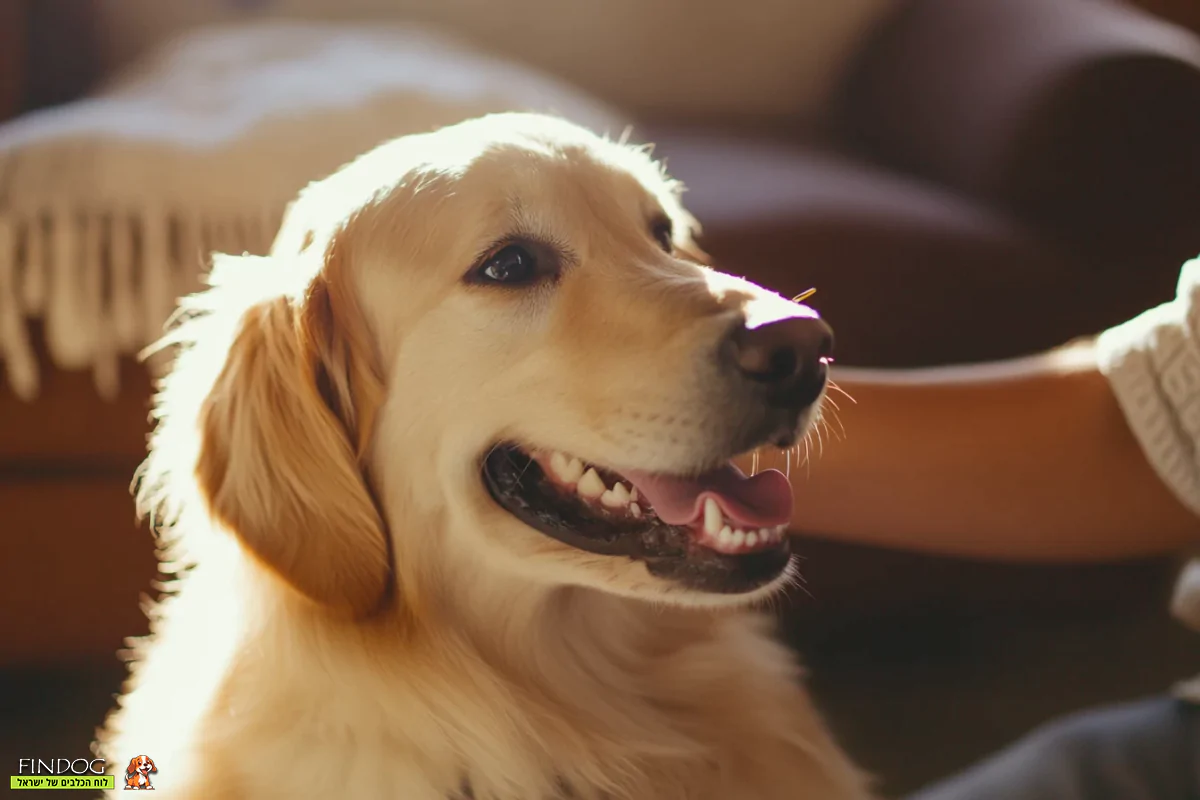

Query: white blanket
[{"left": 0, "top": 21, "right": 625, "bottom": 400}]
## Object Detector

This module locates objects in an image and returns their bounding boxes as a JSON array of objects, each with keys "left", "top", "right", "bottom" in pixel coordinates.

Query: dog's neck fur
[
  {"left": 254, "top": 562, "right": 726, "bottom": 796},
  {"left": 387, "top": 502, "right": 725, "bottom": 694},
  {"left": 106, "top": 513, "right": 866, "bottom": 799},
  {"left": 282, "top": 492, "right": 797, "bottom": 797},
  {"left": 435, "top": 569, "right": 722, "bottom": 706}
]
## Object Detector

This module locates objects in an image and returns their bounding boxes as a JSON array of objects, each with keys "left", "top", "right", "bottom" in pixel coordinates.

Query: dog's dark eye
[
  {"left": 473, "top": 245, "right": 539, "bottom": 285},
  {"left": 652, "top": 220, "right": 673, "bottom": 253}
]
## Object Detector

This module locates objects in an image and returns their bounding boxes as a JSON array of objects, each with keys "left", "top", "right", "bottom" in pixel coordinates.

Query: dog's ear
[
  {"left": 146, "top": 758, "right": 157, "bottom": 773},
  {"left": 125, "top": 758, "right": 137, "bottom": 776},
  {"left": 194, "top": 254, "right": 389, "bottom": 617}
]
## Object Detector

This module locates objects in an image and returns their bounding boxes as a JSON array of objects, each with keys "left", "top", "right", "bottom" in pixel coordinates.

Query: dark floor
[
  {"left": 4, "top": 572, "right": 1200, "bottom": 799},
  {"left": 798, "top": 609, "right": 1200, "bottom": 795}
]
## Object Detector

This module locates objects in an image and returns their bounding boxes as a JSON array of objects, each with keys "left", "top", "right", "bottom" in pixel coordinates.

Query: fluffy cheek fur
[
  {"left": 361, "top": 304, "right": 673, "bottom": 605},
  {"left": 360, "top": 283, "right": 802, "bottom": 609}
]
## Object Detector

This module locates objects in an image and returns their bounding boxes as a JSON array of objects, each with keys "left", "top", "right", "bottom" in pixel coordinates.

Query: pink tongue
[{"left": 621, "top": 464, "right": 793, "bottom": 529}]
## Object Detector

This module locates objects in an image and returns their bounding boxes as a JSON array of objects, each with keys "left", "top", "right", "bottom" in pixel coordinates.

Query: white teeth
[
  {"left": 601, "top": 481, "right": 631, "bottom": 509},
  {"left": 543, "top": 453, "right": 646, "bottom": 520},
  {"left": 719, "top": 525, "right": 734, "bottom": 547},
  {"left": 577, "top": 468, "right": 606, "bottom": 499},
  {"left": 547, "top": 451, "right": 585, "bottom": 483},
  {"left": 549, "top": 451, "right": 571, "bottom": 481},
  {"left": 697, "top": 518, "right": 787, "bottom": 554},
  {"left": 703, "top": 497, "right": 722, "bottom": 535},
  {"left": 566, "top": 457, "right": 584, "bottom": 483}
]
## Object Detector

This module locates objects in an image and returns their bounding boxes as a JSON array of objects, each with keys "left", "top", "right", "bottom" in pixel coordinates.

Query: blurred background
[{"left": 3, "top": 0, "right": 1200, "bottom": 795}]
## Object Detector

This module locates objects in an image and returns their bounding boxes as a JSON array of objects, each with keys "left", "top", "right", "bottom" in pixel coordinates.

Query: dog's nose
[{"left": 729, "top": 314, "right": 832, "bottom": 408}]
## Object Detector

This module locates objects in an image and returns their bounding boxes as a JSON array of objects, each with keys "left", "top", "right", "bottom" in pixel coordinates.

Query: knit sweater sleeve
[
  {"left": 1096, "top": 258, "right": 1200, "bottom": 518},
  {"left": 1096, "top": 258, "right": 1200, "bottom": 634}
]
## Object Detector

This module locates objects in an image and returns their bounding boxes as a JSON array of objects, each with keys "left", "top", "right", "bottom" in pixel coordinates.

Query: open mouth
[{"left": 482, "top": 444, "right": 795, "bottom": 594}]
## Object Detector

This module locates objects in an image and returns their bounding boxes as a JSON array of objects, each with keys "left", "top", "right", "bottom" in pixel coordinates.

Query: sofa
[{"left": 3, "top": 0, "right": 1200, "bottom": 793}]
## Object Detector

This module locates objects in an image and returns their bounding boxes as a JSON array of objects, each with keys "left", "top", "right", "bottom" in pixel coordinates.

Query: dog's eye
[
  {"left": 651, "top": 220, "right": 673, "bottom": 253},
  {"left": 473, "top": 245, "right": 539, "bottom": 286}
]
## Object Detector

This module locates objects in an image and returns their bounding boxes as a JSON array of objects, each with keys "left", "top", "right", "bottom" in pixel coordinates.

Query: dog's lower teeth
[
  {"left": 630, "top": 503, "right": 642, "bottom": 518},
  {"left": 695, "top": 522, "right": 791, "bottom": 554},
  {"left": 703, "top": 497, "right": 722, "bottom": 535},
  {"left": 698, "top": 498, "right": 790, "bottom": 550}
]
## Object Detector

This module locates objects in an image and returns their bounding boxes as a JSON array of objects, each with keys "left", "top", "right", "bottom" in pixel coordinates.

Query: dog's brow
[{"left": 484, "top": 201, "right": 580, "bottom": 269}]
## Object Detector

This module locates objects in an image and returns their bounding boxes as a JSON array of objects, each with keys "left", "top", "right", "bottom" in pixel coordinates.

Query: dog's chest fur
[{"left": 102, "top": 581, "right": 867, "bottom": 799}]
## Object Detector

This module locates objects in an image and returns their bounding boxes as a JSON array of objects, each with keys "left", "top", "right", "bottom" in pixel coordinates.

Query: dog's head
[
  {"left": 149, "top": 113, "right": 831, "bottom": 617},
  {"left": 126, "top": 755, "right": 156, "bottom": 777}
]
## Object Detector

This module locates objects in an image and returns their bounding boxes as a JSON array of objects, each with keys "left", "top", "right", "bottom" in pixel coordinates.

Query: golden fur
[{"left": 97, "top": 113, "right": 871, "bottom": 799}]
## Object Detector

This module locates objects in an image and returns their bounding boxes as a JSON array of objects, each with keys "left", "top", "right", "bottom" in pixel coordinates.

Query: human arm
[{"left": 742, "top": 339, "right": 1200, "bottom": 563}]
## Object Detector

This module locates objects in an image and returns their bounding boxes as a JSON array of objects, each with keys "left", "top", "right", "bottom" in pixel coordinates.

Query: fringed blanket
[{"left": 0, "top": 21, "right": 624, "bottom": 400}]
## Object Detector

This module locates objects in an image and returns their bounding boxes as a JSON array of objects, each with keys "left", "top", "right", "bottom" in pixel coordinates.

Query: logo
[
  {"left": 123, "top": 755, "right": 158, "bottom": 791},
  {"left": 11, "top": 757, "right": 114, "bottom": 791}
]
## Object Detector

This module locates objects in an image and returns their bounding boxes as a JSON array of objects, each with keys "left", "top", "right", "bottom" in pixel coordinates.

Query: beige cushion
[{"left": 96, "top": 0, "right": 899, "bottom": 123}]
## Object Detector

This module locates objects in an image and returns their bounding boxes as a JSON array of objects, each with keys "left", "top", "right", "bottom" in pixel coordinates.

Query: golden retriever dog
[{"left": 97, "top": 112, "right": 870, "bottom": 800}]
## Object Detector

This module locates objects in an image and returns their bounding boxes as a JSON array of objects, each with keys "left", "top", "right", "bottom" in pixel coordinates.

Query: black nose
[{"left": 729, "top": 315, "right": 832, "bottom": 408}]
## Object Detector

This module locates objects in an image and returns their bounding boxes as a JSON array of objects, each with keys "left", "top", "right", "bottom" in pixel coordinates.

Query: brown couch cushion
[{"left": 833, "top": 0, "right": 1200, "bottom": 272}]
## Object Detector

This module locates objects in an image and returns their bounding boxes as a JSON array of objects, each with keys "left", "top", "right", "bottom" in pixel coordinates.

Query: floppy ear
[
  {"left": 125, "top": 758, "right": 138, "bottom": 776},
  {"left": 194, "top": 260, "right": 390, "bottom": 617},
  {"left": 146, "top": 758, "right": 157, "bottom": 773}
]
